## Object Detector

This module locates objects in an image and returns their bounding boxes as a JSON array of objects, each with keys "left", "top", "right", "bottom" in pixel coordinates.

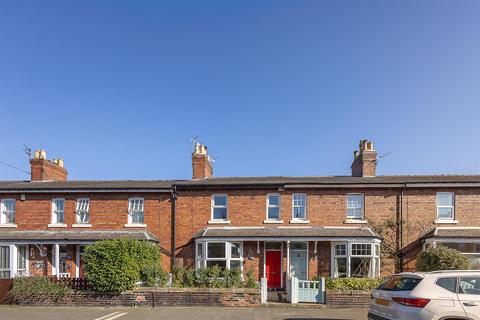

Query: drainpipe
[
  {"left": 170, "top": 185, "right": 177, "bottom": 271},
  {"left": 399, "top": 184, "right": 407, "bottom": 272}
]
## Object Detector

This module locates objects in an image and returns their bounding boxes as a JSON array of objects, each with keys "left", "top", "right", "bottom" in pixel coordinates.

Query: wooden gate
[
  {"left": 0, "top": 279, "right": 13, "bottom": 303},
  {"left": 287, "top": 276, "right": 326, "bottom": 304}
]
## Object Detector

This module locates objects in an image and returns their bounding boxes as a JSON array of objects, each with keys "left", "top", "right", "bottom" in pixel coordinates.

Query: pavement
[{"left": 0, "top": 306, "right": 369, "bottom": 320}]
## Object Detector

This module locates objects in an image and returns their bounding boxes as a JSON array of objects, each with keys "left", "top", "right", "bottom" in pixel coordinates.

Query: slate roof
[
  {"left": 422, "top": 227, "right": 480, "bottom": 239},
  {"left": 0, "top": 175, "right": 479, "bottom": 192},
  {"left": 194, "top": 226, "right": 379, "bottom": 239},
  {"left": 0, "top": 230, "right": 158, "bottom": 242}
]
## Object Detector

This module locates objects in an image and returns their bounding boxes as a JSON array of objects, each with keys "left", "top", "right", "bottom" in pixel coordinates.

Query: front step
[{"left": 267, "top": 290, "right": 288, "bottom": 303}]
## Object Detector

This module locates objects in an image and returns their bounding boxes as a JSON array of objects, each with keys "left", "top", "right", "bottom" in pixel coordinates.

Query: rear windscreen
[{"left": 379, "top": 277, "right": 422, "bottom": 291}]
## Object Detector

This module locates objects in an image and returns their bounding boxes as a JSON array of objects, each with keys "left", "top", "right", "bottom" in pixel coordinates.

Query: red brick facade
[{"left": 1, "top": 142, "right": 479, "bottom": 287}]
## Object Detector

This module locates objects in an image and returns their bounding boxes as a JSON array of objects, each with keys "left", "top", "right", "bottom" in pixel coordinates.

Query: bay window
[
  {"left": 332, "top": 242, "right": 380, "bottom": 278},
  {"left": 196, "top": 241, "right": 242, "bottom": 270}
]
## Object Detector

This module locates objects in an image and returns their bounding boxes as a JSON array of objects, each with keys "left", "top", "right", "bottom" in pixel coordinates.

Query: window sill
[
  {"left": 344, "top": 219, "right": 368, "bottom": 224},
  {"left": 72, "top": 224, "right": 92, "bottom": 228},
  {"left": 0, "top": 224, "right": 17, "bottom": 228},
  {"left": 208, "top": 220, "right": 231, "bottom": 224},
  {"left": 263, "top": 220, "right": 284, "bottom": 224},
  {"left": 434, "top": 219, "right": 458, "bottom": 224},
  {"left": 124, "top": 224, "right": 147, "bottom": 228},
  {"left": 289, "top": 219, "right": 310, "bottom": 224},
  {"left": 48, "top": 224, "right": 67, "bottom": 228}
]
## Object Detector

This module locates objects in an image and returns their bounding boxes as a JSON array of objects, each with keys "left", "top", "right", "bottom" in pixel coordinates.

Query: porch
[
  {"left": 194, "top": 226, "right": 381, "bottom": 289},
  {"left": 0, "top": 230, "right": 158, "bottom": 279}
]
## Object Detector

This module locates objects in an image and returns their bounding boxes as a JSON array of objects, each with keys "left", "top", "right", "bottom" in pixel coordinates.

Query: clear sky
[{"left": 1, "top": 0, "right": 479, "bottom": 180}]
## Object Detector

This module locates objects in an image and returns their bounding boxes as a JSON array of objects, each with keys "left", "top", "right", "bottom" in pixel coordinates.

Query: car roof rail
[{"left": 427, "top": 270, "right": 480, "bottom": 274}]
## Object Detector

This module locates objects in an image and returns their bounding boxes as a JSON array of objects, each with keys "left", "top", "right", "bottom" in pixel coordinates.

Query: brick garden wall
[
  {"left": 12, "top": 288, "right": 261, "bottom": 307},
  {"left": 326, "top": 290, "right": 371, "bottom": 307}
]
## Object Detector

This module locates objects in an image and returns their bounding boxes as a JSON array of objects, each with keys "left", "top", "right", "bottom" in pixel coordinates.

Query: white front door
[{"left": 290, "top": 250, "right": 307, "bottom": 280}]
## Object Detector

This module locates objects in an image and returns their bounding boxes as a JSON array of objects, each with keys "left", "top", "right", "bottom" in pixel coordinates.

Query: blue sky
[{"left": 1, "top": 0, "right": 479, "bottom": 180}]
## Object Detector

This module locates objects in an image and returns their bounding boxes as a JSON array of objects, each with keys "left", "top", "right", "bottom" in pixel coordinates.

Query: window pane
[
  {"left": 347, "top": 208, "right": 362, "bottom": 219},
  {"left": 213, "top": 207, "right": 227, "bottom": 220},
  {"left": 230, "top": 260, "right": 241, "bottom": 270},
  {"left": 0, "top": 246, "right": 9, "bottom": 269},
  {"left": 265, "top": 243, "right": 281, "bottom": 250},
  {"left": 131, "top": 212, "right": 144, "bottom": 223},
  {"left": 335, "top": 244, "right": 346, "bottom": 256},
  {"left": 57, "top": 211, "right": 64, "bottom": 223},
  {"left": 293, "top": 194, "right": 306, "bottom": 206},
  {"left": 436, "top": 278, "right": 457, "bottom": 293},
  {"left": 459, "top": 277, "right": 480, "bottom": 295},
  {"left": 206, "top": 260, "right": 227, "bottom": 270},
  {"left": 335, "top": 257, "right": 347, "bottom": 278},
  {"left": 17, "top": 246, "right": 27, "bottom": 270},
  {"left": 380, "top": 277, "right": 422, "bottom": 291},
  {"left": 291, "top": 242, "right": 307, "bottom": 250},
  {"left": 352, "top": 244, "right": 372, "bottom": 256},
  {"left": 268, "top": 195, "right": 279, "bottom": 206},
  {"left": 231, "top": 243, "right": 241, "bottom": 258},
  {"left": 214, "top": 195, "right": 227, "bottom": 206},
  {"left": 55, "top": 199, "right": 64, "bottom": 211},
  {"left": 293, "top": 207, "right": 305, "bottom": 219},
  {"left": 207, "top": 243, "right": 225, "bottom": 258},
  {"left": 347, "top": 194, "right": 363, "bottom": 208},
  {"left": 268, "top": 207, "right": 280, "bottom": 219},
  {"left": 438, "top": 207, "right": 453, "bottom": 219},
  {"left": 350, "top": 257, "right": 372, "bottom": 277},
  {"left": 437, "top": 193, "right": 453, "bottom": 206}
]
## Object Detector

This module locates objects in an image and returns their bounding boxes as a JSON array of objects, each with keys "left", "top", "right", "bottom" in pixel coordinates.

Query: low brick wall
[
  {"left": 13, "top": 288, "right": 261, "bottom": 307},
  {"left": 326, "top": 289, "right": 371, "bottom": 307}
]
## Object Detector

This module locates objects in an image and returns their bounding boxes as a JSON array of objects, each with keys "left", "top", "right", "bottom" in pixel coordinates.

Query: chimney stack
[
  {"left": 351, "top": 140, "right": 377, "bottom": 177},
  {"left": 30, "top": 150, "right": 68, "bottom": 181},
  {"left": 192, "top": 142, "right": 213, "bottom": 179}
]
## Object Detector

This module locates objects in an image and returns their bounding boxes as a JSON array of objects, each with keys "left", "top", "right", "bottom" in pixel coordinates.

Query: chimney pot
[{"left": 30, "top": 150, "right": 68, "bottom": 181}]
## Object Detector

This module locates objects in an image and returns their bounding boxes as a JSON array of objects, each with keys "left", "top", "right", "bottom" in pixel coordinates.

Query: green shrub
[
  {"left": 312, "top": 276, "right": 385, "bottom": 290},
  {"left": 83, "top": 238, "right": 165, "bottom": 292},
  {"left": 224, "top": 268, "right": 243, "bottom": 288},
  {"left": 207, "top": 265, "right": 224, "bottom": 288},
  {"left": 141, "top": 264, "right": 169, "bottom": 287},
  {"left": 243, "top": 268, "right": 258, "bottom": 289},
  {"left": 416, "top": 246, "right": 471, "bottom": 272},
  {"left": 10, "top": 276, "right": 72, "bottom": 303}
]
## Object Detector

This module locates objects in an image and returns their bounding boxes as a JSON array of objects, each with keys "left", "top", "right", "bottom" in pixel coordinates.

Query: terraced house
[{"left": 0, "top": 141, "right": 479, "bottom": 290}]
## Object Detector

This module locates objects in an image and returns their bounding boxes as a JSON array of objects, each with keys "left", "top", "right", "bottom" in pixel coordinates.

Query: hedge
[
  {"left": 172, "top": 265, "right": 258, "bottom": 289},
  {"left": 416, "top": 245, "right": 471, "bottom": 272},
  {"left": 10, "top": 276, "right": 72, "bottom": 303},
  {"left": 312, "top": 276, "right": 385, "bottom": 290},
  {"left": 83, "top": 238, "right": 167, "bottom": 293}
]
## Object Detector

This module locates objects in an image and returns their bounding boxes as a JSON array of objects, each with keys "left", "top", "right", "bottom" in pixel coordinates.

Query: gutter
[{"left": 399, "top": 183, "right": 407, "bottom": 272}]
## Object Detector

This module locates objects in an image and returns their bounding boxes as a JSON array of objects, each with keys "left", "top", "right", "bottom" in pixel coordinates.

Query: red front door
[{"left": 265, "top": 251, "right": 281, "bottom": 288}]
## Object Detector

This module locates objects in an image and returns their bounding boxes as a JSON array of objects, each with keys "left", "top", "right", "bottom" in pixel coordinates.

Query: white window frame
[
  {"left": 75, "top": 198, "right": 90, "bottom": 224},
  {"left": 266, "top": 193, "right": 281, "bottom": 221},
  {"left": 211, "top": 194, "right": 228, "bottom": 222},
  {"left": 436, "top": 192, "right": 455, "bottom": 221},
  {"left": 196, "top": 241, "right": 243, "bottom": 271},
  {"left": 0, "top": 199, "right": 16, "bottom": 225},
  {"left": 51, "top": 198, "right": 65, "bottom": 225},
  {"left": 291, "top": 193, "right": 307, "bottom": 221},
  {"left": 346, "top": 193, "right": 364, "bottom": 220},
  {"left": 0, "top": 246, "right": 10, "bottom": 279},
  {"left": 331, "top": 242, "right": 379, "bottom": 278},
  {"left": 127, "top": 198, "right": 145, "bottom": 225},
  {"left": 15, "top": 245, "right": 29, "bottom": 276}
]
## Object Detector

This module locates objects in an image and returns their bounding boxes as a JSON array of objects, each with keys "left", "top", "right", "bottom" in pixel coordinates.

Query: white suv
[{"left": 369, "top": 270, "right": 480, "bottom": 320}]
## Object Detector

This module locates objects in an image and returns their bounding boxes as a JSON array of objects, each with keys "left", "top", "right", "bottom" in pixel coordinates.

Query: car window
[
  {"left": 436, "top": 277, "right": 457, "bottom": 293},
  {"left": 459, "top": 277, "right": 480, "bottom": 295},
  {"left": 379, "top": 276, "right": 422, "bottom": 291}
]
